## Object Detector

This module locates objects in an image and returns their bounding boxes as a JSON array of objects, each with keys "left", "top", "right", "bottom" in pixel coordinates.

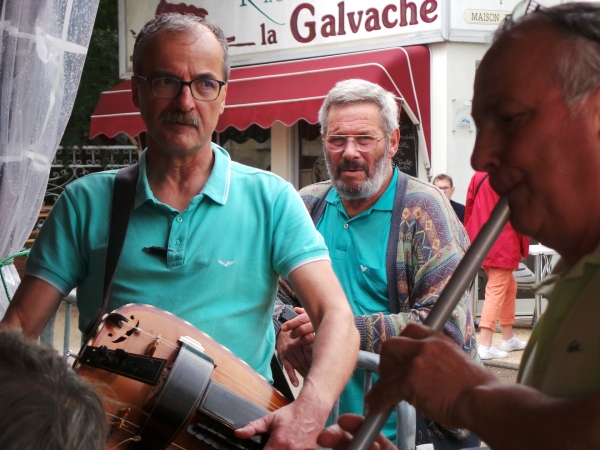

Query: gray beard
[{"left": 325, "top": 147, "right": 391, "bottom": 200}]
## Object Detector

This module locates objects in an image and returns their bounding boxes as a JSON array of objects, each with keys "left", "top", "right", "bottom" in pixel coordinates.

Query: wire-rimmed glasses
[{"left": 323, "top": 135, "right": 386, "bottom": 153}]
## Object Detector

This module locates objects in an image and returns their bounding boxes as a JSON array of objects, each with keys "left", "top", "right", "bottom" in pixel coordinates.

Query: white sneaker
[
  {"left": 478, "top": 345, "right": 508, "bottom": 360},
  {"left": 500, "top": 337, "right": 527, "bottom": 352}
]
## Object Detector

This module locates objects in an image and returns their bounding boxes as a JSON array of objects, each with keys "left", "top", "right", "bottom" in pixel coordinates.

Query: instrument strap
[
  {"left": 84, "top": 163, "right": 140, "bottom": 341},
  {"left": 474, "top": 173, "right": 489, "bottom": 198}
]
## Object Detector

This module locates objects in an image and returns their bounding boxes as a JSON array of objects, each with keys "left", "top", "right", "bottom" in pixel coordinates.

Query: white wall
[
  {"left": 270, "top": 121, "right": 294, "bottom": 183},
  {"left": 429, "top": 41, "right": 489, "bottom": 204}
]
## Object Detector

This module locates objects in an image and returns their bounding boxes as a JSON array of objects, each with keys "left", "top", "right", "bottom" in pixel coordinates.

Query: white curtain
[{"left": 0, "top": 0, "right": 99, "bottom": 317}]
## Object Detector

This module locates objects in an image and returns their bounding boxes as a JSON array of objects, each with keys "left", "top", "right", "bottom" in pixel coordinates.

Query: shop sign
[
  {"left": 119, "top": 0, "right": 443, "bottom": 74},
  {"left": 448, "top": 0, "right": 586, "bottom": 40}
]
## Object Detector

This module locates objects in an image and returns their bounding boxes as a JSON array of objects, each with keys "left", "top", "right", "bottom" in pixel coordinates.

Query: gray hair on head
[
  {"left": 0, "top": 329, "right": 107, "bottom": 450},
  {"left": 496, "top": 2, "right": 600, "bottom": 105},
  {"left": 319, "top": 79, "right": 399, "bottom": 136},
  {"left": 133, "top": 13, "right": 230, "bottom": 82}
]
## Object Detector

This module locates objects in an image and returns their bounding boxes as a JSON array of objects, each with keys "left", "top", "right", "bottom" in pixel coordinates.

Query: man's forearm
[
  {"left": 0, "top": 275, "right": 64, "bottom": 339},
  {"left": 461, "top": 383, "right": 600, "bottom": 450},
  {"left": 298, "top": 309, "right": 359, "bottom": 416}
]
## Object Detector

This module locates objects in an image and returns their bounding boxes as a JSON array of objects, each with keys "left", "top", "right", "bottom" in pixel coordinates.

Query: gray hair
[
  {"left": 496, "top": 3, "right": 600, "bottom": 105},
  {"left": 0, "top": 329, "right": 106, "bottom": 450},
  {"left": 133, "top": 13, "right": 230, "bottom": 82},
  {"left": 319, "top": 79, "right": 399, "bottom": 136}
]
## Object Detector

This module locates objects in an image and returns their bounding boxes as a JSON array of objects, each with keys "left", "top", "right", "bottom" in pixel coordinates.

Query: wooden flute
[{"left": 347, "top": 196, "right": 511, "bottom": 450}]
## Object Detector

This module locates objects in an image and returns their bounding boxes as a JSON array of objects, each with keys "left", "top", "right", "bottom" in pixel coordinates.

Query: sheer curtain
[{"left": 0, "top": 0, "right": 99, "bottom": 317}]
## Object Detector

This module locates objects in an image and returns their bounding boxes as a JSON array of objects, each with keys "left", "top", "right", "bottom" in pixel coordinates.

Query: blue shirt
[{"left": 27, "top": 144, "right": 329, "bottom": 380}]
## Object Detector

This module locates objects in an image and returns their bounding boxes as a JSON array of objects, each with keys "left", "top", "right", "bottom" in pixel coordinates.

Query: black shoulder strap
[
  {"left": 474, "top": 174, "right": 489, "bottom": 198},
  {"left": 310, "top": 185, "right": 333, "bottom": 225},
  {"left": 386, "top": 171, "right": 409, "bottom": 314},
  {"left": 84, "top": 163, "right": 140, "bottom": 339}
]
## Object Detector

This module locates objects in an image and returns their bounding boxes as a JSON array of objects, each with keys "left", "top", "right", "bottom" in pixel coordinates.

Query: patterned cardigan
[{"left": 276, "top": 176, "right": 479, "bottom": 362}]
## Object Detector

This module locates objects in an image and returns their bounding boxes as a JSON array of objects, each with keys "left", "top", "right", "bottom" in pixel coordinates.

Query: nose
[
  {"left": 341, "top": 138, "right": 362, "bottom": 158},
  {"left": 173, "top": 83, "right": 196, "bottom": 110},
  {"left": 470, "top": 128, "right": 500, "bottom": 173}
]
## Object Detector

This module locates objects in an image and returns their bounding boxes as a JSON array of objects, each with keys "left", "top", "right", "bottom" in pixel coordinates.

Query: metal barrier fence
[
  {"left": 45, "top": 145, "right": 138, "bottom": 206},
  {"left": 330, "top": 351, "right": 416, "bottom": 450},
  {"left": 40, "top": 292, "right": 78, "bottom": 356}
]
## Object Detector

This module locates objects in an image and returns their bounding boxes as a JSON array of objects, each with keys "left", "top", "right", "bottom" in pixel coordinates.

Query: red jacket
[{"left": 464, "top": 172, "right": 529, "bottom": 269}]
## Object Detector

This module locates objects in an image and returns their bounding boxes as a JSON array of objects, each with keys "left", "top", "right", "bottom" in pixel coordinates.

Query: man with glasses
[
  {"left": 433, "top": 174, "right": 466, "bottom": 224},
  {"left": 319, "top": 3, "right": 600, "bottom": 449},
  {"left": 0, "top": 14, "right": 359, "bottom": 450},
  {"left": 276, "top": 79, "right": 480, "bottom": 448}
]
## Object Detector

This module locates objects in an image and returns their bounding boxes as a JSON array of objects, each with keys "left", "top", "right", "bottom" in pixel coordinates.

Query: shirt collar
[
  {"left": 559, "top": 239, "right": 600, "bottom": 280},
  {"left": 133, "top": 144, "right": 231, "bottom": 210},
  {"left": 532, "top": 239, "right": 600, "bottom": 295},
  {"left": 326, "top": 167, "right": 398, "bottom": 214}
]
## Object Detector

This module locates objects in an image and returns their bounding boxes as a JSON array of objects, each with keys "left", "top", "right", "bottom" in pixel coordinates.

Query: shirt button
[
  {"left": 176, "top": 217, "right": 183, "bottom": 223},
  {"left": 344, "top": 223, "right": 349, "bottom": 229},
  {"left": 174, "top": 239, "right": 181, "bottom": 246}
]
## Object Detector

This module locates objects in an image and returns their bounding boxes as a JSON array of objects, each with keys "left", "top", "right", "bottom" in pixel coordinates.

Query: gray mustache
[
  {"left": 336, "top": 159, "right": 369, "bottom": 176},
  {"left": 161, "top": 111, "right": 200, "bottom": 127}
]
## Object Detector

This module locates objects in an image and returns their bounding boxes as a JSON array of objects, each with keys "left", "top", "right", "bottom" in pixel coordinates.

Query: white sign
[
  {"left": 119, "top": 0, "right": 444, "bottom": 75},
  {"left": 448, "top": 0, "right": 591, "bottom": 42}
]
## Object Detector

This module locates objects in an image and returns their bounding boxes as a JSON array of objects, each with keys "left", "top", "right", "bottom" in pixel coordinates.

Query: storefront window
[
  {"left": 298, "top": 120, "right": 327, "bottom": 189},
  {"left": 394, "top": 108, "right": 419, "bottom": 177},
  {"left": 217, "top": 125, "right": 271, "bottom": 171}
]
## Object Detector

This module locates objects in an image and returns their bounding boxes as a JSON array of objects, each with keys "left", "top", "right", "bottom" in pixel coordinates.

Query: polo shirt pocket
[{"left": 356, "top": 258, "right": 388, "bottom": 314}]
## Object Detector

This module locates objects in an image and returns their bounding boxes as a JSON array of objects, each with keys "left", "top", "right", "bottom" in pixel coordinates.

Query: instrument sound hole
[{"left": 126, "top": 321, "right": 140, "bottom": 336}]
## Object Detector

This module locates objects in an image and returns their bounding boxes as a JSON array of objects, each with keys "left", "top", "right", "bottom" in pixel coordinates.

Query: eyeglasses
[
  {"left": 135, "top": 75, "right": 226, "bottom": 101},
  {"left": 501, "top": 0, "right": 539, "bottom": 29},
  {"left": 501, "top": 0, "right": 600, "bottom": 45},
  {"left": 323, "top": 135, "right": 386, "bottom": 153},
  {"left": 436, "top": 186, "right": 452, "bottom": 191}
]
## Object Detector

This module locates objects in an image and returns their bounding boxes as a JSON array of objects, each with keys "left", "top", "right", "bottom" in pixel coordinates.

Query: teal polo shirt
[
  {"left": 27, "top": 144, "right": 329, "bottom": 381},
  {"left": 317, "top": 169, "right": 397, "bottom": 439}
]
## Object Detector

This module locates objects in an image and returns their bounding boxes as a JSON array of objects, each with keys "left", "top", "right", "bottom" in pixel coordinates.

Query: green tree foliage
[{"left": 60, "top": 0, "right": 121, "bottom": 146}]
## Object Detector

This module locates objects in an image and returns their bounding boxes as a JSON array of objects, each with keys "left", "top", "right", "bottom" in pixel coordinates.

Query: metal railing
[
  {"left": 45, "top": 145, "right": 138, "bottom": 205},
  {"left": 330, "top": 351, "right": 416, "bottom": 450},
  {"left": 40, "top": 291, "right": 78, "bottom": 356}
]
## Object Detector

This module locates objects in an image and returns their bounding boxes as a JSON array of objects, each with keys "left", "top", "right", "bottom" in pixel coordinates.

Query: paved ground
[
  {"left": 476, "top": 320, "right": 532, "bottom": 366},
  {"left": 476, "top": 319, "right": 534, "bottom": 384}
]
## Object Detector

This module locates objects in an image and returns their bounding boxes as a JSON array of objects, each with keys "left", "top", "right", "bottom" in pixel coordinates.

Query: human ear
[{"left": 388, "top": 128, "right": 400, "bottom": 158}]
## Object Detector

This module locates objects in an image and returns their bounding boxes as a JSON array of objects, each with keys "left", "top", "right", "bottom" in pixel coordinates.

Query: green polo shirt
[
  {"left": 317, "top": 169, "right": 397, "bottom": 440},
  {"left": 519, "top": 243, "right": 600, "bottom": 397},
  {"left": 27, "top": 144, "right": 329, "bottom": 381}
]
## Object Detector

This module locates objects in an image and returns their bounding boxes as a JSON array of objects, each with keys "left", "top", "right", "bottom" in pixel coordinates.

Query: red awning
[
  {"left": 89, "top": 46, "right": 430, "bottom": 149},
  {"left": 89, "top": 79, "right": 144, "bottom": 139}
]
